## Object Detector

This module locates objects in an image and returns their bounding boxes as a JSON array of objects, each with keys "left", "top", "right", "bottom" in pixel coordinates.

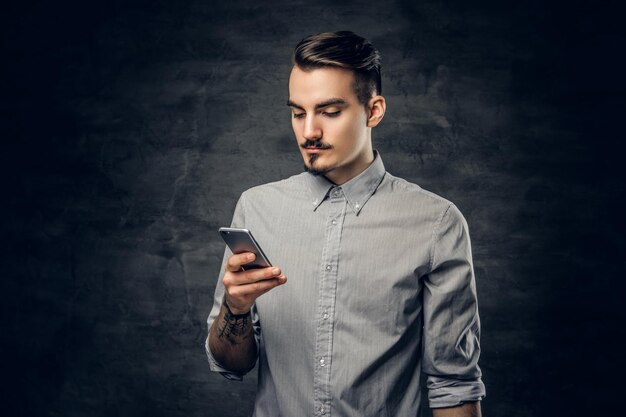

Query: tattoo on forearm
[{"left": 217, "top": 306, "right": 252, "bottom": 343}]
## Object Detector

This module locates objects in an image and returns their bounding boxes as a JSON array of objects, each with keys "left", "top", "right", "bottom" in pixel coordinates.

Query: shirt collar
[{"left": 307, "top": 150, "right": 386, "bottom": 215}]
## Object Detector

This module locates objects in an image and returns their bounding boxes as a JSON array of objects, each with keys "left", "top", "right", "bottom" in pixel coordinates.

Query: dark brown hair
[{"left": 292, "top": 31, "right": 382, "bottom": 105}]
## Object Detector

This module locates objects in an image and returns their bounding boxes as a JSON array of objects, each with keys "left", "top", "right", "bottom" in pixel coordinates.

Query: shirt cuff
[
  {"left": 204, "top": 337, "right": 253, "bottom": 381},
  {"left": 427, "top": 375, "right": 486, "bottom": 408}
]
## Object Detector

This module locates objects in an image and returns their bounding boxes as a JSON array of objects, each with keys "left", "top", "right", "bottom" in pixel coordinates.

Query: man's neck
[{"left": 324, "top": 150, "right": 375, "bottom": 185}]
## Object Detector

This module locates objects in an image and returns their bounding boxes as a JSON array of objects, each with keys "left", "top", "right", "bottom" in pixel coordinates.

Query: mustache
[{"left": 301, "top": 140, "right": 332, "bottom": 149}]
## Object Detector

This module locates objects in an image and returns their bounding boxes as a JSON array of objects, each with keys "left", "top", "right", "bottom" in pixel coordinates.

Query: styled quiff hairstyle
[{"left": 292, "top": 31, "right": 382, "bottom": 105}]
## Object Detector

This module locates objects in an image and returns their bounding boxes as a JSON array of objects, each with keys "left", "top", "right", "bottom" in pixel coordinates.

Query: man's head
[
  {"left": 293, "top": 31, "right": 382, "bottom": 106},
  {"left": 288, "top": 31, "right": 386, "bottom": 185}
]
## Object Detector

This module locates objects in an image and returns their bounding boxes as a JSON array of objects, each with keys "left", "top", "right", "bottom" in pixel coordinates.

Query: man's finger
[
  {"left": 230, "top": 276, "right": 287, "bottom": 297},
  {"left": 252, "top": 278, "right": 287, "bottom": 299},
  {"left": 225, "top": 252, "right": 256, "bottom": 272},
  {"left": 224, "top": 267, "right": 282, "bottom": 287},
  {"left": 238, "top": 267, "right": 282, "bottom": 284}
]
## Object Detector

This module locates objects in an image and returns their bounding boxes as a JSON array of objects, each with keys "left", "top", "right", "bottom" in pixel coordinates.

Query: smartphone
[{"left": 218, "top": 227, "right": 272, "bottom": 270}]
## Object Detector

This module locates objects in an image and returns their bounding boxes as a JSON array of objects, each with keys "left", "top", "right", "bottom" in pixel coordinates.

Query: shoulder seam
[
  {"left": 429, "top": 202, "right": 453, "bottom": 271},
  {"left": 384, "top": 173, "right": 452, "bottom": 205}
]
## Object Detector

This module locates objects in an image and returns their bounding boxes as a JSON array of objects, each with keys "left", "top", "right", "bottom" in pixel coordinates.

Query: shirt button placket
[{"left": 314, "top": 186, "right": 345, "bottom": 417}]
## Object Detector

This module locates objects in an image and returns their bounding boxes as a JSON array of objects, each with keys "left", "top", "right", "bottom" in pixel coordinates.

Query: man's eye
[
  {"left": 293, "top": 113, "right": 305, "bottom": 119},
  {"left": 323, "top": 111, "right": 341, "bottom": 118}
]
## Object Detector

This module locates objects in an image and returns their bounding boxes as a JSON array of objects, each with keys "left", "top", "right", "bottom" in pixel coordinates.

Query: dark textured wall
[{"left": 2, "top": 0, "right": 624, "bottom": 416}]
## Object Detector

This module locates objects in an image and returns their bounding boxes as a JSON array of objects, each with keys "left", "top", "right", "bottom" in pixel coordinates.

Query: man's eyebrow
[
  {"left": 315, "top": 98, "right": 348, "bottom": 110},
  {"left": 286, "top": 98, "right": 348, "bottom": 111},
  {"left": 286, "top": 100, "right": 304, "bottom": 111}
]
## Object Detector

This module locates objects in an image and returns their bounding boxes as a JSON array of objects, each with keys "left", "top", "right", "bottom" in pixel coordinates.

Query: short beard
[
  {"left": 304, "top": 164, "right": 330, "bottom": 176},
  {"left": 303, "top": 154, "right": 331, "bottom": 176},
  {"left": 301, "top": 140, "right": 333, "bottom": 176}
]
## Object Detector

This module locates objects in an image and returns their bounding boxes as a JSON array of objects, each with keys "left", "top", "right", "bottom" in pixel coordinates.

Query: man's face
[{"left": 288, "top": 66, "right": 373, "bottom": 184}]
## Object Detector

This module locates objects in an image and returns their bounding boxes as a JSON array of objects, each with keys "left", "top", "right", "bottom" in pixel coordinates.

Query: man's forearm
[
  {"left": 208, "top": 302, "right": 257, "bottom": 372},
  {"left": 432, "top": 401, "right": 482, "bottom": 417}
]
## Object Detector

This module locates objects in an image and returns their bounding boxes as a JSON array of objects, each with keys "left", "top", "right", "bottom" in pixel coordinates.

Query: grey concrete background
[{"left": 2, "top": 0, "right": 624, "bottom": 416}]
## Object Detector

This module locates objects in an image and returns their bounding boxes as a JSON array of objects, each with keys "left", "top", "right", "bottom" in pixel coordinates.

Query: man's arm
[
  {"left": 207, "top": 252, "right": 286, "bottom": 373},
  {"left": 422, "top": 204, "right": 486, "bottom": 408},
  {"left": 208, "top": 301, "right": 257, "bottom": 372},
  {"left": 433, "top": 401, "right": 482, "bottom": 417}
]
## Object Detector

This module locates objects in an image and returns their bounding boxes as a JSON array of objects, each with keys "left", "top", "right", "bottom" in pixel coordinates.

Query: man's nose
[{"left": 303, "top": 115, "right": 322, "bottom": 140}]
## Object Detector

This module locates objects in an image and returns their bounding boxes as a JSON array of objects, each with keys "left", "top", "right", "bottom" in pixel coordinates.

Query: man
[{"left": 206, "top": 31, "right": 485, "bottom": 417}]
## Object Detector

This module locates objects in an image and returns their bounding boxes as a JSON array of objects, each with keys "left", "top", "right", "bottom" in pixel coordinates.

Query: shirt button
[
  {"left": 318, "top": 406, "right": 325, "bottom": 414},
  {"left": 322, "top": 312, "right": 329, "bottom": 319},
  {"left": 331, "top": 219, "right": 337, "bottom": 225},
  {"left": 326, "top": 265, "right": 332, "bottom": 271},
  {"left": 319, "top": 358, "right": 325, "bottom": 366}
]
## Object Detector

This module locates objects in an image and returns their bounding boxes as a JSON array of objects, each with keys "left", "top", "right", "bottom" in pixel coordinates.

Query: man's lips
[
  {"left": 301, "top": 143, "right": 331, "bottom": 154},
  {"left": 304, "top": 147, "right": 328, "bottom": 154}
]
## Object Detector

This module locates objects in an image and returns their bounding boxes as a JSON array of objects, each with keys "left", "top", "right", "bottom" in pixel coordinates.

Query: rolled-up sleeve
[
  {"left": 205, "top": 193, "right": 261, "bottom": 381},
  {"left": 422, "top": 203, "right": 486, "bottom": 408}
]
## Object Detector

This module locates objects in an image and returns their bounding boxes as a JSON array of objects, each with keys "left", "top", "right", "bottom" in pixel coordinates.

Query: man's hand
[
  {"left": 208, "top": 252, "right": 287, "bottom": 372},
  {"left": 222, "top": 252, "right": 287, "bottom": 314}
]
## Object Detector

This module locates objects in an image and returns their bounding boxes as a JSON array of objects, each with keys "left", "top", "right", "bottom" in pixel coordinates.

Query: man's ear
[{"left": 366, "top": 95, "right": 386, "bottom": 128}]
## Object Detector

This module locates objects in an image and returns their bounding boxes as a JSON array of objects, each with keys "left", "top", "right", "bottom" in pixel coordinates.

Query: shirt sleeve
[
  {"left": 422, "top": 203, "right": 486, "bottom": 408},
  {"left": 205, "top": 192, "right": 261, "bottom": 381}
]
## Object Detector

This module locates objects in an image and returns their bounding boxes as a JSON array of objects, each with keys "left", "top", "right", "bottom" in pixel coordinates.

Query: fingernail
[
  {"left": 272, "top": 267, "right": 280, "bottom": 275},
  {"left": 247, "top": 253, "right": 255, "bottom": 260}
]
